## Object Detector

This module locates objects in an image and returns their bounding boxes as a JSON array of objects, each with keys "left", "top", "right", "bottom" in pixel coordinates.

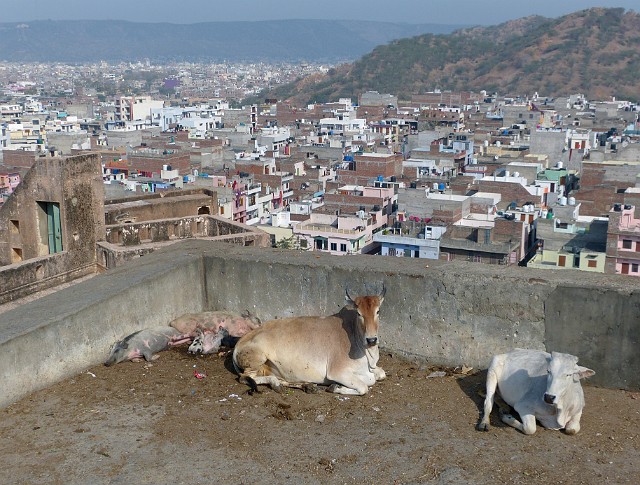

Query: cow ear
[{"left": 576, "top": 366, "right": 595, "bottom": 379}]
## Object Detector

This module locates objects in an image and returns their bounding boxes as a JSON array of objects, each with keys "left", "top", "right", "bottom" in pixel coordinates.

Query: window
[
  {"left": 632, "top": 264, "right": 639, "bottom": 273},
  {"left": 622, "top": 239, "right": 633, "bottom": 249},
  {"left": 340, "top": 244, "right": 347, "bottom": 252},
  {"left": 588, "top": 260, "right": 597, "bottom": 268},
  {"left": 330, "top": 243, "right": 337, "bottom": 251},
  {"left": 558, "top": 255, "right": 566, "bottom": 267},
  {"left": 315, "top": 238, "right": 328, "bottom": 250},
  {"left": 300, "top": 239, "right": 307, "bottom": 249}
]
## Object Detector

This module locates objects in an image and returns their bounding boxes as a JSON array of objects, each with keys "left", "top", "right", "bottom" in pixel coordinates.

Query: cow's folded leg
[
  {"left": 502, "top": 410, "right": 537, "bottom": 435},
  {"left": 239, "top": 372, "right": 283, "bottom": 393},
  {"left": 564, "top": 411, "right": 582, "bottom": 435},
  {"left": 326, "top": 377, "right": 369, "bottom": 395},
  {"left": 373, "top": 367, "right": 386, "bottom": 381}
]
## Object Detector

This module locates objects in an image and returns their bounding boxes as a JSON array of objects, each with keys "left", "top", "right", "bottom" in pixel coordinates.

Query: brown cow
[{"left": 232, "top": 287, "right": 386, "bottom": 395}]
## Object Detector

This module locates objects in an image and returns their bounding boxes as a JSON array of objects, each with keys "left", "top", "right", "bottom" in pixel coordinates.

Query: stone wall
[
  {"left": 201, "top": 243, "right": 639, "bottom": 391},
  {"left": 0, "top": 239, "right": 638, "bottom": 409},
  {"left": 104, "top": 190, "right": 217, "bottom": 225},
  {"left": 98, "top": 217, "right": 271, "bottom": 269},
  {"left": 0, "top": 154, "right": 104, "bottom": 303}
]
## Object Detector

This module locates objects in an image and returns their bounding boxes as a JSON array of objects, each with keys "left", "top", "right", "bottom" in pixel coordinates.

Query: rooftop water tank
[
  {"left": 433, "top": 182, "right": 439, "bottom": 190},
  {"left": 556, "top": 161, "right": 563, "bottom": 169},
  {"left": 568, "top": 197, "right": 576, "bottom": 206},
  {"left": 438, "top": 183, "right": 446, "bottom": 191},
  {"left": 559, "top": 196, "right": 567, "bottom": 206}
]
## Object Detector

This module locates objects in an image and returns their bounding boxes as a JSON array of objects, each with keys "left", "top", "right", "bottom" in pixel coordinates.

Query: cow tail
[{"left": 231, "top": 347, "right": 243, "bottom": 375}]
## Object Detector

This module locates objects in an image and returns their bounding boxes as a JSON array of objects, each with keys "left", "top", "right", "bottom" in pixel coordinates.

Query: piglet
[
  {"left": 104, "top": 327, "right": 183, "bottom": 366},
  {"left": 188, "top": 327, "right": 241, "bottom": 355},
  {"left": 169, "top": 310, "right": 261, "bottom": 335}
]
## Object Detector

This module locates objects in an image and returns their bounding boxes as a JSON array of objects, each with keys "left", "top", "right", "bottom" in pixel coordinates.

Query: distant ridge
[
  {"left": 0, "top": 19, "right": 466, "bottom": 63},
  {"left": 254, "top": 8, "right": 640, "bottom": 103}
]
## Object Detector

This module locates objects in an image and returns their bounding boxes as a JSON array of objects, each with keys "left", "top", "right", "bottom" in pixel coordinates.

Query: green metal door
[{"left": 46, "top": 202, "right": 63, "bottom": 253}]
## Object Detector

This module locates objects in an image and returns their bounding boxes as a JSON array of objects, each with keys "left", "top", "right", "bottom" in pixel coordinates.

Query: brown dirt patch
[{"left": 0, "top": 348, "right": 638, "bottom": 485}]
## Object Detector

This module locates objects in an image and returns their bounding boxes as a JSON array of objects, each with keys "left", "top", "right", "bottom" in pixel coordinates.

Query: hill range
[
  {"left": 0, "top": 19, "right": 464, "bottom": 63},
  {"left": 256, "top": 8, "right": 640, "bottom": 104}
]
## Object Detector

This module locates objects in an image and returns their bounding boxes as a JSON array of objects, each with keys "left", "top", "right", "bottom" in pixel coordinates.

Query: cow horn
[
  {"left": 379, "top": 284, "right": 386, "bottom": 299},
  {"left": 345, "top": 288, "right": 355, "bottom": 303}
]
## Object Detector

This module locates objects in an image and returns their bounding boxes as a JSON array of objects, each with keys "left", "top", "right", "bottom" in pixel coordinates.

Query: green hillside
[{"left": 253, "top": 8, "right": 640, "bottom": 104}]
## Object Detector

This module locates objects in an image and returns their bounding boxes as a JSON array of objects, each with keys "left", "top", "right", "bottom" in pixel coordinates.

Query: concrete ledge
[
  {"left": 0, "top": 239, "right": 638, "bottom": 409},
  {"left": 0, "top": 247, "right": 206, "bottom": 408},
  {"left": 0, "top": 253, "right": 97, "bottom": 305}
]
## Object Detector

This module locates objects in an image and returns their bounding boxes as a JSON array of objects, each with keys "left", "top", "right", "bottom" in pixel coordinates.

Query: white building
[{"left": 115, "top": 96, "right": 164, "bottom": 122}]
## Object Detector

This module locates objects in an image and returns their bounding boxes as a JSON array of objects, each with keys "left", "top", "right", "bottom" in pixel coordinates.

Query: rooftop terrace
[{"left": 0, "top": 240, "right": 638, "bottom": 409}]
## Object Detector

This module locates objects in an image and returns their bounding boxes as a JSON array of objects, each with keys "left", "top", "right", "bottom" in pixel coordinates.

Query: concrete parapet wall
[
  {"left": 0, "top": 239, "right": 638, "bottom": 408},
  {"left": 98, "top": 215, "right": 271, "bottom": 269},
  {"left": 0, "top": 248, "right": 206, "bottom": 408},
  {"left": 0, "top": 253, "right": 96, "bottom": 305}
]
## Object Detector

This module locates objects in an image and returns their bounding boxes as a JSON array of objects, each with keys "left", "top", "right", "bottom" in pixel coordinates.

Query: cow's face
[
  {"left": 346, "top": 286, "right": 386, "bottom": 347},
  {"left": 544, "top": 352, "right": 595, "bottom": 405}
]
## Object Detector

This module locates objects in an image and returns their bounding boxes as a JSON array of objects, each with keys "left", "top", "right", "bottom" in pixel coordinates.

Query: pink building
[
  {"left": 231, "top": 180, "right": 248, "bottom": 224},
  {"left": 0, "top": 172, "right": 21, "bottom": 205},
  {"left": 293, "top": 206, "right": 386, "bottom": 255},
  {"left": 605, "top": 204, "right": 640, "bottom": 275}
]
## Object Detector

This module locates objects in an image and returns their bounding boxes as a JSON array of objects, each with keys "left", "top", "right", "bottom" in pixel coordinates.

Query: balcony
[{"left": 296, "top": 223, "right": 363, "bottom": 236}]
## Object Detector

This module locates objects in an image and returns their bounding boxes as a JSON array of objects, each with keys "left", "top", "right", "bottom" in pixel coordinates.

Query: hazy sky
[{"left": 3, "top": 1, "right": 637, "bottom": 25}]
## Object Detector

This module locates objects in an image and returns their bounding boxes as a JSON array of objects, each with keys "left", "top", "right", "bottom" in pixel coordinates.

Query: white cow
[
  {"left": 232, "top": 287, "right": 386, "bottom": 395},
  {"left": 477, "top": 349, "right": 595, "bottom": 435}
]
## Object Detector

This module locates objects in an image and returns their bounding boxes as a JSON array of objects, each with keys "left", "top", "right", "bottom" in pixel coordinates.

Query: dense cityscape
[
  {"left": 2, "top": 56, "right": 639, "bottom": 275},
  {"left": 0, "top": 4, "right": 639, "bottom": 484}
]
